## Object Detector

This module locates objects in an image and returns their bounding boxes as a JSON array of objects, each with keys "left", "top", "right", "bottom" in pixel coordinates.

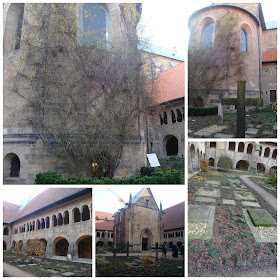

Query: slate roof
[
  {"left": 149, "top": 62, "right": 185, "bottom": 105},
  {"left": 163, "top": 201, "right": 185, "bottom": 230},
  {"left": 3, "top": 201, "right": 20, "bottom": 223},
  {"left": 96, "top": 221, "right": 114, "bottom": 231},
  {"left": 8, "top": 188, "right": 90, "bottom": 223},
  {"left": 263, "top": 49, "right": 277, "bottom": 63},
  {"left": 95, "top": 211, "right": 114, "bottom": 221}
]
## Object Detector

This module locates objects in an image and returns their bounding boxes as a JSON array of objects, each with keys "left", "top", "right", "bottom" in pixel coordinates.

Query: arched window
[
  {"left": 82, "top": 205, "right": 90, "bottom": 221},
  {"left": 272, "top": 149, "right": 277, "bottom": 159},
  {"left": 201, "top": 23, "right": 215, "bottom": 48},
  {"left": 247, "top": 144, "right": 253, "bottom": 154},
  {"left": 97, "top": 232, "right": 100, "bottom": 237},
  {"left": 264, "top": 147, "right": 270, "bottom": 157},
  {"left": 3, "top": 227, "right": 9, "bottom": 235},
  {"left": 229, "top": 142, "right": 236, "bottom": 151},
  {"left": 46, "top": 217, "right": 50, "bottom": 228},
  {"left": 37, "top": 219, "right": 41, "bottom": 230},
  {"left": 73, "top": 208, "right": 81, "bottom": 223},
  {"left": 101, "top": 232, "right": 105, "bottom": 238},
  {"left": 241, "top": 29, "right": 247, "bottom": 52},
  {"left": 163, "top": 112, "right": 168, "bottom": 124},
  {"left": 171, "top": 110, "right": 176, "bottom": 123},
  {"left": 176, "top": 109, "right": 183, "bottom": 122},
  {"left": 79, "top": 4, "right": 110, "bottom": 46},
  {"left": 57, "top": 213, "right": 63, "bottom": 226},
  {"left": 238, "top": 142, "right": 245, "bottom": 152},
  {"left": 159, "top": 114, "right": 163, "bottom": 125},
  {"left": 41, "top": 218, "right": 45, "bottom": 229},
  {"left": 64, "top": 211, "right": 69, "bottom": 225},
  {"left": 4, "top": 4, "right": 25, "bottom": 55},
  {"left": 52, "top": 215, "right": 57, "bottom": 227}
]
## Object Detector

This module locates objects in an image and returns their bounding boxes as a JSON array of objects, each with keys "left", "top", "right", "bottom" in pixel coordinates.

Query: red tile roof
[
  {"left": 148, "top": 62, "right": 185, "bottom": 104},
  {"left": 3, "top": 201, "right": 20, "bottom": 223},
  {"left": 96, "top": 221, "right": 114, "bottom": 231},
  {"left": 163, "top": 201, "right": 185, "bottom": 230},
  {"left": 13, "top": 188, "right": 89, "bottom": 221},
  {"left": 95, "top": 211, "right": 114, "bottom": 222},
  {"left": 263, "top": 49, "right": 277, "bottom": 62}
]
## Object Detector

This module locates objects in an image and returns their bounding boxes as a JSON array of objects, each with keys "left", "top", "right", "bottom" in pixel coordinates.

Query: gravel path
[{"left": 239, "top": 175, "right": 277, "bottom": 212}]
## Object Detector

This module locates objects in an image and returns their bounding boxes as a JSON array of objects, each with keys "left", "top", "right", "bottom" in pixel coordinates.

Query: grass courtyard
[
  {"left": 188, "top": 170, "right": 277, "bottom": 277},
  {"left": 3, "top": 251, "right": 92, "bottom": 277}
]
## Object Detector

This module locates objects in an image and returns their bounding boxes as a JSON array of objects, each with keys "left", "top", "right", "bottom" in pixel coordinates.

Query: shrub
[
  {"left": 26, "top": 239, "right": 47, "bottom": 256},
  {"left": 267, "top": 172, "right": 277, "bottom": 187},
  {"left": 35, "top": 168, "right": 182, "bottom": 184},
  {"left": 188, "top": 106, "right": 218, "bottom": 116}
]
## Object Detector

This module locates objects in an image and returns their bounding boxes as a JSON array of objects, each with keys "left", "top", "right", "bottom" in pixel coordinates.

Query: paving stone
[
  {"left": 234, "top": 191, "right": 257, "bottom": 201},
  {"left": 195, "top": 187, "right": 220, "bottom": 198},
  {"left": 199, "top": 125, "right": 229, "bottom": 133},
  {"left": 62, "top": 272, "right": 76, "bottom": 276},
  {"left": 27, "top": 264, "right": 38, "bottom": 266},
  {"left": 206, "top": 180, "right": 221, "bottom": 186},
  {"left": 47, "top": 269, "right": 59, "bottom": 274},
  {"left": 223, "top": 199, "right": 236, "bottom": 205},
  {"left": 189, "top": 205, "right": 211, "bottom": 223},
  {"left": 214, "top": 133, "right": 234, "bottom": 138},
  {"left": 241, "top": 201, "right": 261, "bottom": 207},
  {"left": 188, "top": 205, "right": 215, "bottom": 240},
  {"left": 235, "top": 188, "right": 248, "bottom": 192},
  {"left": 17, "top": 264, "right": 27, "bottom": 267},
  {"left": 245, "top": 128, "right": 258, "bottom": 135},
  {"left": 193, "top": 131, "right": 212, "bottom": 137},
  {"left": 195, "top": 196, "right": 216, "bottom": 203},
  {"left": 248, "top": 209, "right": 277, "bottom": 227}
]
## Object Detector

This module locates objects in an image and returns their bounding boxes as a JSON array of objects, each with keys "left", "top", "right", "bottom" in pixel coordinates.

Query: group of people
[{"left": 161, "top": 242, "right": 184, "bottom": 258}]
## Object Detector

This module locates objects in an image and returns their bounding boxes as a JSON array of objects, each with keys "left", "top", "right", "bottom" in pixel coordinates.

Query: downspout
[{"left": 257, "top": 24, "right": 262, "bottom": 98}]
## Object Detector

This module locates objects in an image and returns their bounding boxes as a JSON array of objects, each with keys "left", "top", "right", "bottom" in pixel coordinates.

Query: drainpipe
[{"left": 257, "top": 25, "right": 262, "bottom": 98}]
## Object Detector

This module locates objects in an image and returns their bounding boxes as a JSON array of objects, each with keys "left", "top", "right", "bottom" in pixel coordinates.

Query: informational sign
[{"left": 147, "top": 153, "right": 160, "bottom": 167}]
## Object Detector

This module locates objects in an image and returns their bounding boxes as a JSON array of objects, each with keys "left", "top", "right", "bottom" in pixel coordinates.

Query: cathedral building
[{"left": 188, "top": 3, "right": 277, "bottom": 109}]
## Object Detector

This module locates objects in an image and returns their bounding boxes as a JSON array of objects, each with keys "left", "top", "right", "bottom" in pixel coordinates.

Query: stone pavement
[
  {"left": 3, "top": 262, "right": 35, "bottom": 277},
  {"left": 97, "top": 251, "right": 184, "bottom": 259}
]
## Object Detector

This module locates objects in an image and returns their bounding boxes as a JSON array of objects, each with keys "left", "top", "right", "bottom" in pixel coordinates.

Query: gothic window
[
  {"left": 10, "top": 155, "right": 20, "bottom": 178},
  {"left": 14, "top": 6, "right": 24, "bottom": 50},
  {"left": 171, "top": 110, "right": 176, "bottom": 123},
  {"left": 201, "top": 23, "right": 215, "bottom": 48},
  {"left": 79, "top": 4, "right": 110, "bottom": 46},
  {"left": 241, "top": 29, "right": 247, "bottom": 52}
]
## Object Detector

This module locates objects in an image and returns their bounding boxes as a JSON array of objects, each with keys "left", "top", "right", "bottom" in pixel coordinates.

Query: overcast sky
[
  {"left": 140, "top": 0, "right": 278, "bottom": 54},
  {"left": 94, "top": 186, "right": 186, "bottom": 213}
]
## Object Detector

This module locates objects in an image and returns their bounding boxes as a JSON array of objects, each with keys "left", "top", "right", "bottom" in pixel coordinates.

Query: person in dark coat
[
  {"left": 162, "top": 242, "right": 167, "bottom": 257},
  {"left": 172, "top": 243, "right": 179, "bottom": 258}
]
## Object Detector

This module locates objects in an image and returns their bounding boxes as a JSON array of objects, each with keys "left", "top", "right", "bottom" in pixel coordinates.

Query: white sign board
[{"left": 147, "top": 153, "right": 160, "bottom": 167}]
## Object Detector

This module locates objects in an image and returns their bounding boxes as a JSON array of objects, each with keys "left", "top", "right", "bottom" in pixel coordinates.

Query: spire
[{"left": 129, "top": 192, "right": 132, "bottom": 205}]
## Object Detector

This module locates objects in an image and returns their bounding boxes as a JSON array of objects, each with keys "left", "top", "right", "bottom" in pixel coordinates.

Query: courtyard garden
[
  {"left": 96, "top": 255, "right": 184, "bottom": 277},
  {"left": 3, "top": 251, "right": 92, "bottom": 277},
  {"left": 188, "top": 170, "right": 277, "bottom": 277},
  {"left": 189, "top": 104, "right": 277, "bottom": 138}
]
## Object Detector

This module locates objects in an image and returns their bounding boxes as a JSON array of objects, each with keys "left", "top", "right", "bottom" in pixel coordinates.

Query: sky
[
  {"left": 94, "top": 186, "right": 186, "bottom": 213},
  {"left": 140, "top": 0, "right": 278, "bottom": 54}
]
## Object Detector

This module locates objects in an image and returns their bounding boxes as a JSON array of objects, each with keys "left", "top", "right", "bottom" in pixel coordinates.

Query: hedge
[
  {"left": 188, "top": 106, "right": 218, "bottom": 116},
  {"left": 35, "top": 168, "right": 182, "bottom": 184}
]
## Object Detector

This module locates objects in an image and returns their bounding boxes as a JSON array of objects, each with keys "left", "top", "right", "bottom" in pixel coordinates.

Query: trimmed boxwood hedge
[
  {"left": 35, "top": 168, "right": 182, "bottom": 184},
  {"left": 188, "top": 106, "right": 218, "bottom": 116}
]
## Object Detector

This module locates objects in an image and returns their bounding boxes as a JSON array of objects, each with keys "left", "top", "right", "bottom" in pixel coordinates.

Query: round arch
[
  {"left": 270, "top": 166, "right": 277, "bottom": 174},
  {"left": 53, "top": 237, "right": 69, "bottom": 256},
  {"left": 96, "top": 241, "right": 104, "bottom": 247},
  {"left": 140, "top": 228, "right": 153, "bottom": 251},
  {"left": 74, "top": 235, "right": 92, "bottom": 259},
  {"left": 236, "top": 160, "right": 249, "bottom": 171},
  {"left": 257, "top": 163, "right": 265, "bottom": 173},
  {"left": 163, "top": 135, "right": 178, "bottom": 156},
  {"left": 4, "top": 153, "right": 21, "bottom": 179}
]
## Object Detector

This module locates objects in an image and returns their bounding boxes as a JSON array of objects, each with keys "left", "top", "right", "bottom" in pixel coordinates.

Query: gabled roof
[
  {"left": 9, "top": 188, "right": 91, "bottom": 223},
  {"left": 96, "top": 221, "right": 114, "bottom": 231},
  {"left": 95, "top": 211, "right": 114, "bottom": 221},
  {"left": 263, "top": 49, "right": 277, "bottom": 63},
  {"left": 3, "top": 201, "right": 20, "bottom": 223},
  {"left": 163, "top": 201, "right": 185, "bottom": 230},
  {"left": 149, "top": 62, "right": 185, "bottom": 105}
]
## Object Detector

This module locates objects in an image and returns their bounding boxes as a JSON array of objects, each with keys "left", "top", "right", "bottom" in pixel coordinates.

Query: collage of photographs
[{"left": 2, "top": 1, "right": 278, "bottom": 278}]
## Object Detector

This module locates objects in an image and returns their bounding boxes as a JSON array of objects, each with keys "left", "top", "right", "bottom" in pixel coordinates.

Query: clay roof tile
[{"left": 163, "top": 201, "right": 185, "bottom": 230}]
